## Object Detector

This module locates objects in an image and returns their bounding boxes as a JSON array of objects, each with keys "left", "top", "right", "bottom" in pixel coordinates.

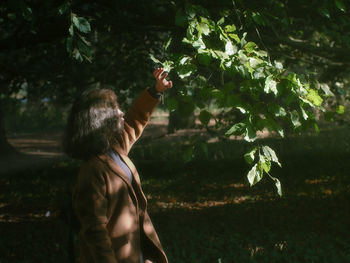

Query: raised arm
[{"left": 116, "top": 68, "right": 172, "bottom": 155}]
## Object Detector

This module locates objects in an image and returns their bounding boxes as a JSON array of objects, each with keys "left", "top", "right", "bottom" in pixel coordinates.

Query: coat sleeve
[
  {"left": 74, "top": 163, "right": 117, "bottom": 263},
  {"left": 117, "top": 88, "right": 160, "bottom": 155}
]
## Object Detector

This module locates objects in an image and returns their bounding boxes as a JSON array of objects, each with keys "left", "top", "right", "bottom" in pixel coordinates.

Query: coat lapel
[
  {"left": 97, "top": 153, "right": 138, "bottom": 209},
  {"left": 113, "top": 146, "right": 148, "bottom": 211}
]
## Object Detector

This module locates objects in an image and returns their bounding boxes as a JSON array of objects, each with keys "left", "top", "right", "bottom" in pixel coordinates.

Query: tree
[
  {"left": 1, "top": 0, "right": 348, "bottom": 194},
  {"left": 151, "top": 3, "right": 348, "bottom": 195}
]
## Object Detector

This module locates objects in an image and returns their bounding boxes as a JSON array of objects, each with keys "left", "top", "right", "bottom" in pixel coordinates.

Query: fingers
[
  {"left": 153, "top": 67, "right": 173, "bottom": 90},
  {"left": 160, "top": 72, "right": 168, "bottom": 81},
  {"left": 154, "top": 68, "right": 163, "bottom": 79}
]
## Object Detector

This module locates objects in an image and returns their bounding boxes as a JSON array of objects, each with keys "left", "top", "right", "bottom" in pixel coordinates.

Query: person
[{"left": 63, "top": 68, "right": 172, "bottom": 263}]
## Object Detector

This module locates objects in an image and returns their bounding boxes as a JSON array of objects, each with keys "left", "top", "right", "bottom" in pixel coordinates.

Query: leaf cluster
[{"left": 151, "top": 4, "right": 330, "bottom": 195}]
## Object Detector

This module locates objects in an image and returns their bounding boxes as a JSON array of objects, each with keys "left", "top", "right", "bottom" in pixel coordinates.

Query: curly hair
[{"left": 63, "top": 88, "right": 123, "bottom": 160}]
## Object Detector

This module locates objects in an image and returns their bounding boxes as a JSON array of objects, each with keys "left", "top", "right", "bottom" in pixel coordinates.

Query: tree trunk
[
  {"left": 0, "top": 97, "right": 15, "bottom": 154},
  {"left": 167, "top": 79, "right": 196, "bottom": 134},
  {"left": 168, "top": 107, "right": 196, "bottom": 134}
]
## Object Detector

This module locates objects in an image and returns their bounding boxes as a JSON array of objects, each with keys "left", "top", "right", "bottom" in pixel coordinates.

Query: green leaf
[
  {"left": 178, "top": 55, "right": 191, "bottom": 65},
  {"left": 244, "top": 42, "right": 257, "bottom": 52},
  {"left": 274, "top": 177, "right": 282, "bottom": 196},
  {"left": 249, "top": 58, "right": 262, "bottom": 69},
  {"left": 186, "top": 25, "right": 195, "bottom": 41},
  {"left": 264, "top": 75, "right": 278, "bottom": 96},
  {"left": 22, "top": 7, "right": 32, "bottom": 21},
  {"left": 306, "top": 89, "right": 323, "bottom": 106},
  {"left": 319, "top": 83, "right": 334, "bottom": 96},
  {"left": 244, "top": 126, "right": 257, "bottom": 142},
  {"left": 259, "top": 156, "right": 271, "bottom": 173},
  {"left": 199, "top": 22, "right": 210, "bottom": 35},
  {"left": 192, "top": 38, "right": 206, "bottom": 50},
  {"left": 247, "top": 163, "right": 263, "bottom": 186},
  {"left": 244, "top": 147, "right": 257, "bottom": 165},
  {"left": 225, "top": 41, "right": 237, "bottom": 55},
  {"left": 274, "top": 61, "right": 283, "bottom": 70},
  {"left": 58, "top": 2, "right": 70, "bottom": 15},
  {"left": 149, "top": 53, "right": 161, "bottom": 64},
  {"left": 77, "top": 39, "right": 91, "bottom": 57},
  {"left": 211, "top": 50, "right": 229, "bottom": 60},
  {"left": 319, "top": 8, "right": 331, "bottom": 18},
  {"left": 336, "top": 105, "right": 345, "bottom": 114},
  {"left": 225, "top": 122, "right": 246, "bottom": 136},
  {"left": 162, "top": 60, "right": 174, "bottom": 72},
  {"left": 164, "top": 37, "right": 172, "bottom": 50},
  {"left": 262, "top": 146, "right": 281, "bottom": 167},
  {"left": 226, "top": 95, "right": 242, "bottom": 108},
  {"left": 197, "top": 53, "right": 211, "bottom": 66},
  {"left": 69, "top": 25, "right": 74, "bottom": 36},
  {"left": 277, "top": 126, "right": 284, "bottom": 137},
  {"left": 244, "top": 62, "right": 254, "bottom": 75},
  {"left": 150, "top": 55, "right": 174, "bottom": 72},
  {"left": 254, "top": 50, "right": 268, "bottom": 57},
  {"left": 72, "top": 16, "right": 91, "bottom": 33},
  {"left": 198, "top": 110, "right": 211, "bottom": 125},
  {"left": 300, "top": 106, "right": 308, "bottom": 120},
  {"left": 176, "top": 63, "right": 196, "bottom": 79},
  {"left": 229, "top": 33, "right": 240, "bottom": 43},
  {"left": 252, "top": 12, "right": 266, "bottom": 26},
  {"left": 217, "top": 17, "right": 225, "bottom": 25},
  {"left": 268, "top": 104, "right": 287, "bottom": 117},
  {"left": 211, "top": 89, "right": 224, "bottom": 100},
  {"left": 78, "top": 35, "right": 91, "bottom": 46},
  {"left": 72, "top": 48, "right": 83, "bottom": 62},
  {"left": 183, "top": 146, "right": 194, "bottom": 163},
  {"left": 290, "top": 110, "right": 301, "bottom": 128},
  {"left": 224, "top": 25, "right": 236, "bottom": 33},
  {"left": 166, "top": 97, "right": 178, "bottom": 111},
  {"left": 185, "top": 4, "right": 196, "bottom": 19},
  {"left": 335, "top": 0, "right": 346, "bottom": 12}
]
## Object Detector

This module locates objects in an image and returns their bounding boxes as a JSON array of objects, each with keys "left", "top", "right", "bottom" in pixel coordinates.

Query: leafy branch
[{"left": 150, "top": 4, "right": 328, "bottom": 196}]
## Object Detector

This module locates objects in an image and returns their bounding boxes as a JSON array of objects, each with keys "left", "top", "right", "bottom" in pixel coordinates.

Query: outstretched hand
[{"left": 154, "top": 68, "right": 173, "bottom": 93}]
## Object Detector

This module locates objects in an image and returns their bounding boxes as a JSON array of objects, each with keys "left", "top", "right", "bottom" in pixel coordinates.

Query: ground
[{"left": 0, "top": 119, "right": 350, "bottom": 262}]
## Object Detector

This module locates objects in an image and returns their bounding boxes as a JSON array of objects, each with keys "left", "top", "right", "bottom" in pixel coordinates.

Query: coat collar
[{"left": 97, "top": 146, "right": 147, "bottom": 211}]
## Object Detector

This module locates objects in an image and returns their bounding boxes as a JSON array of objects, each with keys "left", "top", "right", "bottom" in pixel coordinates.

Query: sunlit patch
[
  {"left": 155, "top": 196, "right": 255, "bottom": 210},
  {"left": 305, "top": 178, "right": 333, "bottom": 184},
  {"left": 322, "top": 189, "right": 332, "bottom": 195},
  {"left": 274, "top": 241, "right": 287, "bottom": 251},
  {"left": 247, "top": 241, "right": 287, "bottom": 257},
  {"left": 226, "top": 183, "right": 245, "bottom": 189},
  {"left": 0, "top": 211, "right": 53, "bottom": 223}
]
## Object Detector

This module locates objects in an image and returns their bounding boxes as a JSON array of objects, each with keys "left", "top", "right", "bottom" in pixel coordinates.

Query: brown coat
[{"left": 73, "top": 89, "right": 168, "bottom": 263}]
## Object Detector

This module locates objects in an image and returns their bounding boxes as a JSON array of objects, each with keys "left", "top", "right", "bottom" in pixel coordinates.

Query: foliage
[
  {"left": 0, "top": 0, "right": 171, "bottom": 107},
  {"left": 4, "top": 98, "right": 68, "bottom": 132},
  {"left": 1, "top": 0, "right": 349, "bottom": 192},
  {"left": 150, "top": 4, "right": 332, "bottom": 195}
]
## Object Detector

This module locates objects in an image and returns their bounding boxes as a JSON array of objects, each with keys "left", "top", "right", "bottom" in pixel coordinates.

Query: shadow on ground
[{"left": 0, "top": 123, "right": 350, "bottom": 262}]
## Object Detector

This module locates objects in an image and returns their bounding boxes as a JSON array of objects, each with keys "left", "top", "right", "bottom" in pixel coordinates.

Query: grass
[{"left": 1, "top": 125, "right": 350, "bottom": 262}]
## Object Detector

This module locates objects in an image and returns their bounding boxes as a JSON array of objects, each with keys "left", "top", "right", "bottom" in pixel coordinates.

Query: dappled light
[
  {"left": 1, "top": 120, "right": 350, "bottom": 262},
  {"left": 1, "top": 0, "right": 350, "bottom": 261}
]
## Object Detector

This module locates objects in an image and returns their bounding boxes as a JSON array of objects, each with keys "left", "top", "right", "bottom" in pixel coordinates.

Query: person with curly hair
[{"left": 63, "top": 68, "right": 172, "bottom": 263}]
